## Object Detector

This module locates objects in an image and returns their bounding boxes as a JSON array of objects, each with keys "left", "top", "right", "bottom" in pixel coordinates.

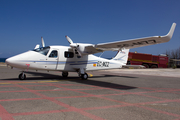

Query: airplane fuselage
[{"left": 6, "top": 46, "right": 123, "bottom": 72}]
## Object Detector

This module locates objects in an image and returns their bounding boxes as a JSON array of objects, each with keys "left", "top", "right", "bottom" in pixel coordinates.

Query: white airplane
[{"left": 6, "top": 23, "right": 176, "bottom": 80}]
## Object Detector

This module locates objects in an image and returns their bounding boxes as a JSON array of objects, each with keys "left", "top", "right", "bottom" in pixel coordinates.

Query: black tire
[
  {"left": 19, "top": 73, "right": 26, "bottom": 80},
  {"left": 81, "top": 73, "right": 88, "bottom": 80},
  {"left": 151, "top": 65, "right": 158, "bottom": 68},
  {"left": 62, "top": 72, "right": 68, "bottom": 77},
  {"left": 142, "top": 64, "right": 149, "bottom": 68}
]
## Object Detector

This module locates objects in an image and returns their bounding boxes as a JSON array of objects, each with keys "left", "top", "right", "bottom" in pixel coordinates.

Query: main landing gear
[
  {"left": 19, "top": 72, "right": 26, "bottom": 80},
  {"left": 62, "top": 71, "right": 88, "bottom": 80},
  {"left": 81, "top": 73, "right": 88, "bottom": 80},
  {"left": 79, "top": 68, "right": 88, "bottom": 80}
]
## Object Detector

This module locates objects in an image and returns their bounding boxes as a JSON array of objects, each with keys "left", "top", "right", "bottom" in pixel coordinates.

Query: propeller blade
[
  {"left": 41, "top": 37, "right": 45, "bottom": 47},
  {"left": 34, "top": 44, "right": 40, "bottom": 49},
  {"left": 65, "top": 36, "right": 73, "bottom": 44}
]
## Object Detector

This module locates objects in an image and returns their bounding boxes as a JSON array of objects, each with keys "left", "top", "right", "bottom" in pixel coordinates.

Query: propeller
[
  {"left": 65, "top": 36, "right": 73, "bottom": 44},
  {"left": 41, "top": 37, "right": 45, "bottom": 47},
  {"left": 65, "top": 36, "right": 82, "bottom": 56},
  {"left": 65, "top": 36, "right": 95, "bottom": 56},
  {"left": 34, "top": 37, "right": 46, "bottom": 49}
]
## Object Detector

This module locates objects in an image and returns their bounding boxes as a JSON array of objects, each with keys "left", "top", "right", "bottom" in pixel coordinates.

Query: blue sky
[{"left": 0, "top": 0, "right": 180, "bottom": 58}]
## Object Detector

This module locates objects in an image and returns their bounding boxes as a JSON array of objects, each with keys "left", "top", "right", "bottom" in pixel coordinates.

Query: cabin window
[
  {"left": 64, "top": 51, "right": 74, "bottom": 58},
  {"left": 33, "top": 47, "right": 50, "bottom": 56},
  {"left": 49, "top": 50, "right": 58, "bottom": 58}
]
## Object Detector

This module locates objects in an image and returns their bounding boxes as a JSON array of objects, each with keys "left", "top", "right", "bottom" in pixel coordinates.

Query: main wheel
[
  {"left": 62, "top": 72, "right": 68, "bottom": 77},
  {"left": 81, "top": 73, "right": 88, "bottom": 80},
  {"left": 19, "top": 73, "right": 26, "bottom": 80}
]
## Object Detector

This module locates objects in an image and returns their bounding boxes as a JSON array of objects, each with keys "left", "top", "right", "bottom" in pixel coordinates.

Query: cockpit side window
[
  {"left": 49, "top": 50, "right": 58, "bottom": 58},
  {"left": 33, "top": 47, "right": 50, "bottom": 56}
]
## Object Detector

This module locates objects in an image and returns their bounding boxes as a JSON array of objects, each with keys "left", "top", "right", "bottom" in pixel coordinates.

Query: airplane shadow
[
  {"left": 3, "top": 71, "right": 137, "bottom": 90},
  {"left": 92, "top": 74, "right": 137, "bottom": 79},
  {"left": 70, "top": 79, "right": 137, "bottom": 90}
]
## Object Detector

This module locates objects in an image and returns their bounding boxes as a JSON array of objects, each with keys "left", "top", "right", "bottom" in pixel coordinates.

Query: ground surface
[{"left": 0, "top": 66, "right": 180, "bottom": 120}]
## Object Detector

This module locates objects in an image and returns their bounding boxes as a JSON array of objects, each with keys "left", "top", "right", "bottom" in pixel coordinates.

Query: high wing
[{"left": 84, "top": 23, "right": 176, "bottom": 53}]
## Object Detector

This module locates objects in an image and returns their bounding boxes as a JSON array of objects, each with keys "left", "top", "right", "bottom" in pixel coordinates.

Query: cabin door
[{"left": 46, "top": 49, "right": 59, "bottom": 70}]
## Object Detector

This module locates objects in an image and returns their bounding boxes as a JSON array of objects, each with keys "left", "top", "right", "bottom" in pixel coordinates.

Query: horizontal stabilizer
[{"left": 122, "top": 65, "right": 145, "bottom": 68}]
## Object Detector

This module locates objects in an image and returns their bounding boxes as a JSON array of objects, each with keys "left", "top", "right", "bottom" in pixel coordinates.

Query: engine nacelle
[{"left": 70, "top": 43, "right": 94, "bottom": 56}]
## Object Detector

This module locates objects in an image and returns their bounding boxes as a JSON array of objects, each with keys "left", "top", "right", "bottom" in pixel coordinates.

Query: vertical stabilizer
[{"left": 112, "top": 49, "right": 129, "bottom": 65}]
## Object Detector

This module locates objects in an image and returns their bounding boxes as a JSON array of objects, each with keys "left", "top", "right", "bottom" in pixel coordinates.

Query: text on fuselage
[{"left": 97, "top": 61, "right": 109, "bottom": 67}]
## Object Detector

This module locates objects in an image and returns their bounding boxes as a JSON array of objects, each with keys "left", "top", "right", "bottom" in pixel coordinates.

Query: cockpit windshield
[{"left": 33, "top": 46, "right": 50, "bottom": 56}]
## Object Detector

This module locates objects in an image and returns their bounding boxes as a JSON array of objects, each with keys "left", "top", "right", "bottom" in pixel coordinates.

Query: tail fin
[{"left": 112, "top": 49, "right": 129, "bottom": 65}]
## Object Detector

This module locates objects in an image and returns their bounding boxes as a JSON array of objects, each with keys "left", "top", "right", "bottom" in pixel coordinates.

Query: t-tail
[{"left": 112, "top": 49, "right": 130, "bottom": 65}]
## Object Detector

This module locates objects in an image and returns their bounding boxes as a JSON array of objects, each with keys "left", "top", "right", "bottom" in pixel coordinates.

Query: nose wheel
[{"left": 19, "top": 72, "right": 26, "bottom": 80}]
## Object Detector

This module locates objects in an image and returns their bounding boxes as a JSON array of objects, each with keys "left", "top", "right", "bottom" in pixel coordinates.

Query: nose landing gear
[{"left": 19, "top": 72, "right": 26, "bottom": 80}]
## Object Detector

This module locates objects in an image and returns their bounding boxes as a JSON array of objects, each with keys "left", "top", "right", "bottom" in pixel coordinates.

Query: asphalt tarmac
[{"left": 0, "top": 66, "right": 180, "bottom": 120}]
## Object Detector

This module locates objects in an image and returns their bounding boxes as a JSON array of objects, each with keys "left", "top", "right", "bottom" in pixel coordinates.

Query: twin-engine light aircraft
[{"left": 6, "top": 23, "right": 176, "bottom": 80}]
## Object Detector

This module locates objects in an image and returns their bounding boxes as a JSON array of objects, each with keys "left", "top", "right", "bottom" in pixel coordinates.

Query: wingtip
[{"left": 166, "top": 22, "right": 176, "bottom": 38}]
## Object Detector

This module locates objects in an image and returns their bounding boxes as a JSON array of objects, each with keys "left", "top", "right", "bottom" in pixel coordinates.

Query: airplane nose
[
  {"left": 5, "top": 57, "right": 15, "bottom": 66},
  {"left": 5, "top": 51, "right": 39, "bottom": 69},
  {"left": 5, "top": 58, "right": 11, "bottom": 64},
  {"left": 5, "top": 55, "right": 22, "bottom": 67},
  {"left": 5, "top": 51, "right": 34, "bottom": 69}
]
